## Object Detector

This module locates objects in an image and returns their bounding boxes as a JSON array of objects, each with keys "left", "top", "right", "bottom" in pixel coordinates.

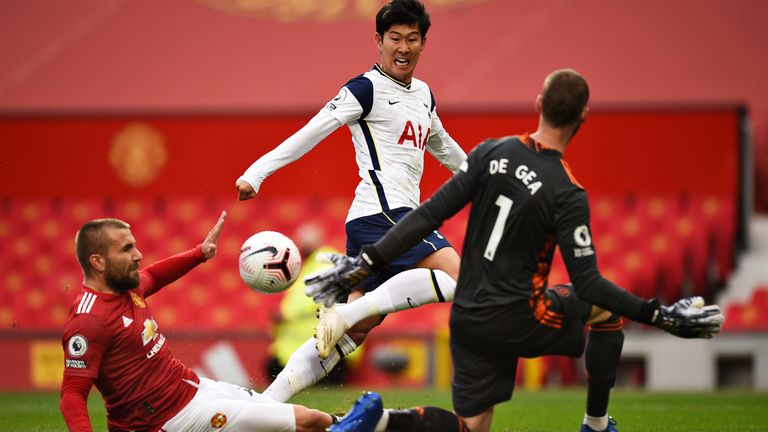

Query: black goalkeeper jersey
[{"left": 370, "top": 134, "right": 650, "bottom": 340}]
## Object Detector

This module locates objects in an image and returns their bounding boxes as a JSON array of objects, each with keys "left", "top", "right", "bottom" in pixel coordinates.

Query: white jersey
[{"left": 238, "top": 64, "right": 466, "bottom": 222}]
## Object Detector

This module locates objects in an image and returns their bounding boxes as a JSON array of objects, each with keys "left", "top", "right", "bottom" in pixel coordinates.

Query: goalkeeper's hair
[
  {"left": 541, "top": 69, "right": 590, "bottom": 128},
  {"left": 376, "top": 0, "right": 431, "bottom": 38},
  {"left": 75, "top": 218, "right": 130, "bottom": 275}
]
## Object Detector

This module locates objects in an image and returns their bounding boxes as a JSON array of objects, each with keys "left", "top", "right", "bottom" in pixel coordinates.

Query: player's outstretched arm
[
  {"left": 650, "top": 296, "right": 724, "bottom": 338},
  {"left": 141, "top": 211, "right": 227, "bottom": 296},
  {"left": 236, "top": 110, "right": 342, "bottom": 201},
  {"left": 555, "top": 192, "right": 724, "bottom": 339},
  {"left": 202, "top": 210, "right": 227, "bottom": 260}
]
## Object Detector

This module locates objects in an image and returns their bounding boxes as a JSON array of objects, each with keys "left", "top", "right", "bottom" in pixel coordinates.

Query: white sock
[
  {"left": 263, "top": 337, "right": 341, "bottom": 402},
  {"left": 336, "top": 268, "right": 456, "bottom": 327},
  {"left": 584, "top": 414, "right": 608, "bottom": 431},
  {"left": 373, "top": 409, "right": 390, "bottom": 432}
]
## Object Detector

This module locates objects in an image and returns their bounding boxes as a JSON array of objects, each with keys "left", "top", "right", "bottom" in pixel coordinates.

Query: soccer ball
[{"left": 238, "top": 231, "right": 302, "bottom": 294}]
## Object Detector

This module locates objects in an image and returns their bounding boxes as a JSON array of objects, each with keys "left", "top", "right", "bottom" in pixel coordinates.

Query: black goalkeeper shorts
[{"left": 450, "top": 284, "right": 593, "bottom": 417}]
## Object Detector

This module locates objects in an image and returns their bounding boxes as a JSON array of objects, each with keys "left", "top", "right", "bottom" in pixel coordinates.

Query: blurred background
[{"left": 1, "top": 0, "right": 767, "bottom": 394}]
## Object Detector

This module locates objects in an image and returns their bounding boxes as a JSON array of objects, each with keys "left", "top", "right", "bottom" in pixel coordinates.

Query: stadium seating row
[
  {"left": 0, "top": 193, "right": 737, "bottom": 331},
  {"left": 722, "top": 285, "right": 768, "bottom": 331}
]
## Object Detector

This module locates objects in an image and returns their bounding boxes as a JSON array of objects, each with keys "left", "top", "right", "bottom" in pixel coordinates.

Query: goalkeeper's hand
[
  {"left": 304, "top": 253, "right": 371, "bottom": 307},
  {"left": 651, "top": 296, "right": 724, "bottom": 339}
]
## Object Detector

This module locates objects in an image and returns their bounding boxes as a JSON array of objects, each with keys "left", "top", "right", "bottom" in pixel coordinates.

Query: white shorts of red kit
[{"left": 160, "top": 377, "right": 296, "bottom": 431}]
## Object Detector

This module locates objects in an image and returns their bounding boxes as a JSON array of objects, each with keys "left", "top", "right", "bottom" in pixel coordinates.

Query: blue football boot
[
  {"left": 329, "top": 391, "right": 383, "bottom": 432},
  {"left": 579, "top": 416, "right": 619, "bottom": 432}
]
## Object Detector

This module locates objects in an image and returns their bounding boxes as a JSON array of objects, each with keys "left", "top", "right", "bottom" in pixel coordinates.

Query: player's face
[
  {"left": 376, "top": 24, "right": 425, "bottom": 84},
  {"left": 102, "top": 228, "right": 142, "bottom": 293}
]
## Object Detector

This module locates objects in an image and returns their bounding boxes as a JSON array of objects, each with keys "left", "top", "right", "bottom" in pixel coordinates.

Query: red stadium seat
[
  {"left": 753, "top": 286, "right": 768, "bottom": 308},
  {"left": 688, "top": 195, "right": 736, "bottom": 284},
  {"left": 722, "top": 285, "right": 768, "bottom": 332},
  {"left": 0, "top": 193, "right": 741, "bottom": 332}
]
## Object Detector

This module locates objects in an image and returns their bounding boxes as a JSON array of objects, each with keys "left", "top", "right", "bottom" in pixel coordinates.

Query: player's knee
[
  {"left": 293, "top": 405, "right": 331, "bottom": 432},
  {"left": 436, "top": 249, "right": 461, "bottom": 281},
  {"left": 588, "top": 314, "right": 625, "bottom": 338},
  {"left": 417, "top": 247, "right": 460, "bottom": 281},
  {"left": 442, "top": 259, "right": 460, "bottom": 282},
  {"left": 586, "top": 307, "right": 613, "bottom": 325},
  {"left": 460, "top": 407, "right": 493, "bottom": 432}
]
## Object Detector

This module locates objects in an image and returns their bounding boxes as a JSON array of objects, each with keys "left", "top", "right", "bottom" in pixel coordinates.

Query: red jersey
[{"left": 62, "top": 246, "right": 205, "bottom": 431}]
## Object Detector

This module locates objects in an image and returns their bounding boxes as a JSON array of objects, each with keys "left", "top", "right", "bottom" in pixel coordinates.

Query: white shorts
[{"left": 161, "top": 378, "right": 296, "bottom": 432}]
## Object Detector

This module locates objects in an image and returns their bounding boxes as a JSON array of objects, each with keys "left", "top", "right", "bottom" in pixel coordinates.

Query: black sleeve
[
  {"left": 555, "top": 189, "right": 656, "bottom": 324},
  {"left": 369, "top": 149, "right": 479, "bottom": 264},
  {"left": 344, "top": 75, "right": 373, "bottom": 119}
]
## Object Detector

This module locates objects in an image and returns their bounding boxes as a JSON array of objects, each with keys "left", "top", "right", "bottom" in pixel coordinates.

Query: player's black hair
[
  {"left": 541, "top": 69, "right": 590, "bottom": 128},
  {"left": 75, "top": 218, "right": 130, "bottom": 275},
  {"left": 376, "top": 0, "right": 431, "bottom": 38}
]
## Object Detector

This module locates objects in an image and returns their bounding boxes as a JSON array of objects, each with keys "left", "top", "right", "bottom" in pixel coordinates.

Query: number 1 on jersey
[{"left": 484, "top": 195, "right": 513, "bottom": 261}]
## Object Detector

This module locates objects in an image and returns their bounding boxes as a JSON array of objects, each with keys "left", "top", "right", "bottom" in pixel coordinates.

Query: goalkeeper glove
[
  {"left": 651, "top": 296, "right": 724, "bottom": 339},
  {"left": 304, "top": 246, "right": 380, "bottom": 307}
]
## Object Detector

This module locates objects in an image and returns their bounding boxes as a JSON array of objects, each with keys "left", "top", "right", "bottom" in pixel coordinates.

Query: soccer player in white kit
[{"left": 237, "top": 0, "right": 466, "bottom": 402}]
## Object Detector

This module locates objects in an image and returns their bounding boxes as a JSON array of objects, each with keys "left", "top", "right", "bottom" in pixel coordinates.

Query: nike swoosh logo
[
  {"left": 406, "top": 297, "right": 416, "bottom": 308},
  {"left": 255, "top": 246, "right": 278, "bottom": 256},
  {"left": 388, "top": 100, "right": 401, "bottom": 105}
]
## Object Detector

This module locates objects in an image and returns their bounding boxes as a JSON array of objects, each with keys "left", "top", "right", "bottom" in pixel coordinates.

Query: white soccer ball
[{"left": 238, "top": 231, "right": 302, "bottom": 294}]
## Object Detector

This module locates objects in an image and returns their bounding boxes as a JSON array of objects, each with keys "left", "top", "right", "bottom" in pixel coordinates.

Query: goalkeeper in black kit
[{"left": 309, "top": 69, "right": 724, "bottom": 432}]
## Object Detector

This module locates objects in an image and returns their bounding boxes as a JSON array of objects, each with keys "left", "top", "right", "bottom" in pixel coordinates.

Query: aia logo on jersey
[
  {"left": 211, "top": 413, "right": 228, "bottom": 428},
  {"left": 131, "top": 292, "right": 146, "bottom": 308},
  {"left": 142, "top": 318, "right": 159, "bottom": 346},
  {"left": 398, "top": 120, "right": 430, "bottom": 150}
]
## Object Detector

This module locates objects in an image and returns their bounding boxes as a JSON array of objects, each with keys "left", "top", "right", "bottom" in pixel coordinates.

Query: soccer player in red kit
[{"left": 60, "top": 212, "right": 333, "bottom": 432}]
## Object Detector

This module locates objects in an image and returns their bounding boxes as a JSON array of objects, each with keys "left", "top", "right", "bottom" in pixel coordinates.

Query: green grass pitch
[{"left": 2, "top": 387, "right": 766, "bottom": 431}]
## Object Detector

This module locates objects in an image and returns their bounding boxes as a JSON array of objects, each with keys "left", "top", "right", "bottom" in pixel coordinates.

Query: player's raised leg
[
  {"left": 316, "top": 256, "right": 457, "bottom": 359},
  {"left": 274, "top": 213, "right": 459, "bottom": 398},
  {"left": 263, "top": 337, "right": 346, "bottom": 403},
  {"left": 264, "top": 303, "right": 368, "bottom": 402}
]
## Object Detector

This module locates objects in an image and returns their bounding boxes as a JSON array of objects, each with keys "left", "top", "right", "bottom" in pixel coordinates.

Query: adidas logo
[{"left": 122, "top": 316, "right": 133, "bottom": 328}]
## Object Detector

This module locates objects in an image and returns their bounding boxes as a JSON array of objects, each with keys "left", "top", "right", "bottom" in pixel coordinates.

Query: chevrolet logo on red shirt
[{"left": 142, "top": 318, "right": 159, "bottom": 346}]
